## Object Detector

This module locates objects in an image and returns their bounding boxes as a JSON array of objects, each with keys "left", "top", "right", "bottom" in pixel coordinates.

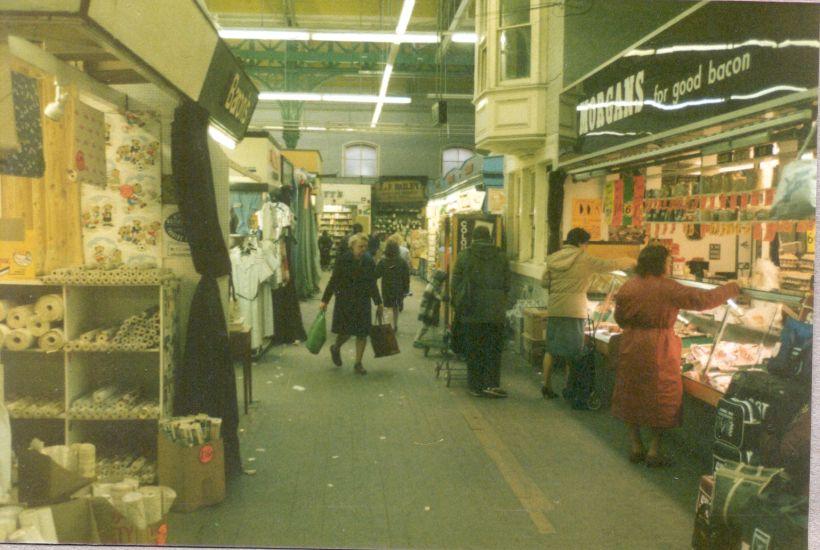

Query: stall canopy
[{"left": 0, "top": 0, "right": 257, "bottom": 141}]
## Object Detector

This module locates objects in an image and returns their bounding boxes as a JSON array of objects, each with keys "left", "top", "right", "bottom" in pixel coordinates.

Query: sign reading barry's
[{"left": 560, "top": 2, "right": 818, "bottom": 159}]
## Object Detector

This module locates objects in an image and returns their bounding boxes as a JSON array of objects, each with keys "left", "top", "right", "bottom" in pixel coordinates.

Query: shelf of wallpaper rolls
[{"left": 0, "top": 270, "right": 179, "bottom": 484}]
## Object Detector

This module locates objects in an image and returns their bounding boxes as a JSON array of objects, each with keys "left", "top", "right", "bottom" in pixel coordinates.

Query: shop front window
[{"left": 499, "top": 0, "right": 531, "bottom": 80}]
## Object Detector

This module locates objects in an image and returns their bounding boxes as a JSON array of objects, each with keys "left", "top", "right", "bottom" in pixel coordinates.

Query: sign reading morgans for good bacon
[{"left": 560, "top": 1, "right": 819, "bottom": 158}]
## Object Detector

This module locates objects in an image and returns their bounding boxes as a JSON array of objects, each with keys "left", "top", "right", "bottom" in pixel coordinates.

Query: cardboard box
[
  {"left": 158, "top": 435, "right": 225, "bottom": 512},
  {"left": 18, "top": 449, "right": 92, "bottom": 507},
  {"left": 51, "top": 497, "right": 168, "bottom": 544},
  {"left": 523, "top": 308, "right": 549, "bottom": 340}
]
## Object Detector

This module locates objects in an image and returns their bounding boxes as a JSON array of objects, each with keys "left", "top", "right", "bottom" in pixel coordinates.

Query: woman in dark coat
[
  {"left": 611, "top": 244, "right": 739, "bottom": 467},
  {"left": 376, "top": 241, "right": 410, "bottom": 331},
  {"left": 320, "top": 233, "right": 383, "bottom": 375}
]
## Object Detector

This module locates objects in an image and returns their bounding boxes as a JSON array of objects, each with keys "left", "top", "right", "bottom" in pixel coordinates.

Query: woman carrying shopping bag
[{"left": 320, "top": 233, "right": 383, "bottom": 375}]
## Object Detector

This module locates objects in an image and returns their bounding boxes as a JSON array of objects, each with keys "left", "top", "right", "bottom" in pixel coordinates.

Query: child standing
[{"left": 413, "top": 269, "right": 447, "bottom": 347}]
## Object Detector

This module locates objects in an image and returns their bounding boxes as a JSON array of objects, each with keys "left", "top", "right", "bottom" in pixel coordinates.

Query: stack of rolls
[
  {"left": 5, "top": 396, "right": 63, "bottom": 418},
  {"left": 42, "top": 266, "right": 176, "bottom": 286},
  {"left": 66, "top": 306, "right": 160, "bottom": 351},
  {"left": 0, "top": 295, "right": 65, "bottom": 352},
  {"left": 69, "top": 387, "right": 159, "bottom": 420},
  {"left": 96, "top": 456, "right": 157, "bottom": 485}
]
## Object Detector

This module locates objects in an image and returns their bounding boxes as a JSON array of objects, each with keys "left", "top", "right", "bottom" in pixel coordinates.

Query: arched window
[
  {"left": 343, "top": 143, "right": 378, "bottom": 177},
  {"left": 442, "top": 147, "right": 473, "bottom": 176}
]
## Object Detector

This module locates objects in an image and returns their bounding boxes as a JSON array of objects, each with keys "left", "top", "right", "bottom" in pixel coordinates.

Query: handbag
[
  {"left": 370, "top": 311, "right": 400, "bottom": 358},
  {"left": 305, "top": 311, "right": 327, "bottom": 355}
]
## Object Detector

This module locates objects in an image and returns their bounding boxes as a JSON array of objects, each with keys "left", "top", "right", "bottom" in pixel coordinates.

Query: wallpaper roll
[
  {"left": 0, "top": 324, "right": 10, "bottom": 349},
  {"left": 77, "top": 443, "right": 96, "bottom": 478},
  {"left": 38, "top": 329, "right": 65, "bottom": 352},
  {"left": 25, "top": 315, "right": 50, "bottom": 337},
  {"left": 6, "top": 305, "right": 34, "bottom": 329},
  {"left": 138, "top": 486, "right": 163, "bottom": 524},
  {"left": 91, "top": 482, "right": 112, "bottom": 498},
  {"left": 8, "top": 525, "right": 45, "bottom": 543},
  {"left": 159, "top": 486, "right": 177, "bottom": 516},
  {"left": 110, "top": 481, "right": 132, "bottom": 505},
  {"left": 0, "top": 300, "right": 18, "bottom": 322},
  {"left": 80, "top": 329, "right": 100, "bottom": 343},
  {"left": 18, "top": 507, "right": 57, "bottom": 543},
  {"left": 5, "top": 329, "right": 34, "bottom": 351},
  {"left": 34, "top": 294, "right": 63, "bottom": 322},
  {"left": 121, "top": 492, "right": 147, "bottom": 530}
]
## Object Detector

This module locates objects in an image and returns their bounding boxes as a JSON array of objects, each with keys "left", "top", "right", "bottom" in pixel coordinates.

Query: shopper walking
[
  {"left": 318, "top": 231, "right": 333, "bottom": 270},
  {"left": 611, "top": 244, "right": 739, "bottom": 466},
  {"left": 540, "top": 228, "right": 635, "bottom": 409},
  {"left": 320, "top": 233, "right": 383, "bottom": 375},
  {"left": 375, "top": 241, "right": 410, "bottom": 332},
  {"left": 452, "top": 226, "right": 509, "bottom": 398},
  {"left": 336, "top": 222, "right": 364, "bottom": 258},
  {"left": 413, "top": 269, "right": 447, "bottom": 347}
]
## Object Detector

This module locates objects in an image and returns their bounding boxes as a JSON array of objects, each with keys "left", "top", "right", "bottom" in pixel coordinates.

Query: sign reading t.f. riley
[{"left": 561, "top": 2, "right": 819, "bottom": 158}]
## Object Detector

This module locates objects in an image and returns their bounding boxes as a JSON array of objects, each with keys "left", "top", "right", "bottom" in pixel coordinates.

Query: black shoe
[
  {"left": 571, "top": 400, "right": 590, "bottom": 410},
  {"left": 354, "top": 363, "right": 367, "bottom": 375},
  {"left": 541, "top": 386, "right": 557, "bottom": 399},
  {"left": 487, "top": 387, "right": 508, "bottom": 397},
  {"left": 482, "top": 388, "right": 508, "bottom": 398},
  {"left": 330, "top": 344, "right": 342, "bottom": 367}
]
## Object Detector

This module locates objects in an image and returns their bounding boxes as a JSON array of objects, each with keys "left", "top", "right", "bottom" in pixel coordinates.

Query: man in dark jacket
[{"left": 452, "top": 225, "right": 510, "bottom": 398}]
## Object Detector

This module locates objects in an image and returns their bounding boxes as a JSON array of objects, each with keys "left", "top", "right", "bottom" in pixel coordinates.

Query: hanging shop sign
[
  {"left": 559, "top": 2, "right": 819, "bottom": 159},
  {"left": 373, "top": 177, "right": 427, "bottom": 206},
  {"left": 199, "top": 42, "right": 258, "bottom": 141},
  {"left": 486, "top": 188, "right": 506, "bottom": 215},
  {"left": 321, "top": 183, "right": 371, "bottom": 207}
]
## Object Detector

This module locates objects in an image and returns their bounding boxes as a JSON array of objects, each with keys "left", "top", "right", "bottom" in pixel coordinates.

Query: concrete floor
[{"left": 169, "top": 275, "right": 703, "bottom": 549}]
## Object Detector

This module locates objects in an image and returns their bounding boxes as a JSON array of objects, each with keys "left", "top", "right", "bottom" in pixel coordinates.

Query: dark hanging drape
[
  {"left": 547, "top": 168, "right": 567, "bottom": 255},
  {"left": 171, "top": 100, "right": 241, "bottom": 477},
  {"left": 272, "top": 234, "right": 307, "bottom": 344}
]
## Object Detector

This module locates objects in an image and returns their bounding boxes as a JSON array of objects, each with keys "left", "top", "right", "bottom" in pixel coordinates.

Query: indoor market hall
[
  {"left": 169, "top": 274, "right": 706, "bottom": 549},
  {"left": 0, "top": 0, "right": 814, "bottom": 549}
]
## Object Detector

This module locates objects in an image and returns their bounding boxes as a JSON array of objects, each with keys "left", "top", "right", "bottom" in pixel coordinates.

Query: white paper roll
[
  {"left": 138, "top": 486, "right": 163, "bottom": 524},
  {"left": 25, "top": 314, "right": 50, "bottom": 337},
  {"left": 77, "top": 443, "right": 96, "bottom": 478},
  {"left": 80, "top": 329, "right": 100, "bottom": 343},
  {"left": 8, "top": 524, "right": 45, "bottom": 543},
  {"left": 6, "top": 305, "right": 34, "bottom": 330},
  {"left": 5, "top": 329, "right": 34, "bottom": 351},
  {"left": 18, "top": 507, "right": 57, "bottom": 543},
  {"left": 159, "top": 486, "right": 176, "bottom": 516},
  {"left": 38, "top": 328, "right": 65, "bottom": 352},
  {"left": 34, "top": 294, "right": 63, "bottom": 322},
  {"left": 0, "top": 300, "right": 18, "bottom": 322},
  {"left": 0, "top": 324, "right": 10, "bottom": 349},
  {"left": 121, "top": 492, "right": 147, "bottom": 530},
  {"left": 92, "top": 482, "right": 112, "bottom": 498},
  {"left": 110, "top": 481, "right": 132, "bottom": 504}
]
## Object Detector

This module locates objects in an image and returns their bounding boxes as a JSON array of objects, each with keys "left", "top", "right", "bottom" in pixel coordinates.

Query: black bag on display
[
  {"left": 725, "top": 370, "right": 808, "bottom": 467},
  {"left": 713, "top": 440, "right": 758, "bottom": 473},
  {"left": 738, "top": 490, "right": 808, "bottom": 550},
  {"left": 714, "top": 397, "right": 764, "bottom": 450}
]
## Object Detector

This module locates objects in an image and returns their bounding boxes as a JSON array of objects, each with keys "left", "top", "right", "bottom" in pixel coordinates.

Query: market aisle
[{"left": 169, "top": 275, "right": 702, "bottom": 549}]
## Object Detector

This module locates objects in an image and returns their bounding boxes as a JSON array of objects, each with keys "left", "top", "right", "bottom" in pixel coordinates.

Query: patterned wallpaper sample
[
  {"left": 81, "top": 111, "right": 162, "bottom": 267},
  {"left": 0, "top": 72, "right": 45, "bottom": 178},
  {"left": 72, "top": 100, "right": 107, "bottom": 187}
]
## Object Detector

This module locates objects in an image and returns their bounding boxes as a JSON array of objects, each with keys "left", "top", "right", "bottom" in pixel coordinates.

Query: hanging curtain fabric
[
  {"left": 171, "top": 100, "right": 240, "bottom": 477},
  {"left": 272, "top": 232, "right": 307, "bottom": 343},
  {"left": 295, "top": 178, "right": 321, "bottom": 299}
]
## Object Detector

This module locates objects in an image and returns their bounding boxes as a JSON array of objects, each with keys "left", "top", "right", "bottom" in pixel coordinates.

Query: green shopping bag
[{"left": 305, "top": 311, "right": 327, "bottom": 354}]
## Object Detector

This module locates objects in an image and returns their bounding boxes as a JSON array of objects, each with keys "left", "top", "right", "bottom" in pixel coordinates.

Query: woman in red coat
[{"left": 611, "top": 245, "right": 739, "bottom": 467}]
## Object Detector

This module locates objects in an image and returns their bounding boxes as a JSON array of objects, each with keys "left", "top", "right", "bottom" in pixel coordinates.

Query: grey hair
[{"left": 348, "top": 232, "right": 369, "bottom": 248}]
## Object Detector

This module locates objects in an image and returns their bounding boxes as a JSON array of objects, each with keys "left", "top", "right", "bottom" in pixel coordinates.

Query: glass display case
[{"left": 675, "top": 279, "right": 809, "bottom": 404}]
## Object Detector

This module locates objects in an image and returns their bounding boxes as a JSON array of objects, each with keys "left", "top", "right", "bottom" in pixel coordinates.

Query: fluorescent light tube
[
  {"left": 378, "top": 64, "right": 394, "bottom": 97},
  {"left": 310, "top": 31, "right": 438, "bottom": 44},
  {"left": 219, "top": 28, "right": 310, "bottom": 40},
  {"left": 396, "top": 0, "right": 416, "bottom": 35},
  {"left": 717, "top": 162, "right": 755, "bottom": 173},
  {"left": 451, "top": 32, "right": 478, "bottom": 44},
  {"left": 371, "top": 103, "right": 384, "bottom": 127},
  {"left": 259, "top": 92, "right": 322, "bottom": 101},
  {"left": 208, "top": 125, "right": 237, "bottom": 150}
]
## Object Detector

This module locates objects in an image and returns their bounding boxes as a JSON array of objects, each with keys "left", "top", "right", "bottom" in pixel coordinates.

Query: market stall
[
  {"left": 425, "top": 154, "right": 505, "bottom": 320},
  {"left": 371, "top": 177, "right": 427, "bottom": 268},
  {"left": 317, "top": 180, "right": 372, "bottom": 266}
]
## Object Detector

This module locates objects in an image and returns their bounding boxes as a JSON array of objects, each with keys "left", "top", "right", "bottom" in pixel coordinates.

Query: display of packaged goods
[
  {"left": 159, "top": 415, "right": 222, "bottom": 447},
  {"left": 6, "top": 396, "right": 64, "bottom": 418},
  {"left": 42, "top": 266, "right": 177, "bottom": 286},
  {"left": 69, "top": 386, "right": 160, "bottom": 420},
  {"left": 96, "top": 455, "right": 158, "bottom": 485}
]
